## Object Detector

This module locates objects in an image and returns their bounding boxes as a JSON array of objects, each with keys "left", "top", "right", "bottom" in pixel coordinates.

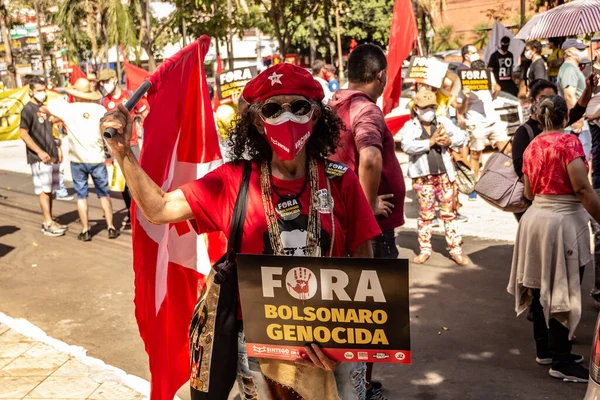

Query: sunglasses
[{"left": 260, "top": 99, "right": 313, "bottom": 119}]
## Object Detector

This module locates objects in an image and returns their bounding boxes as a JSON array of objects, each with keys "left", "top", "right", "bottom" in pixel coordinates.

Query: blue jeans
[
  {"left": 71, "top": 163, "right": 109, "bottom": 199},
  {"left": 236, "top": 332, "right": 367, "bottom": 399}
]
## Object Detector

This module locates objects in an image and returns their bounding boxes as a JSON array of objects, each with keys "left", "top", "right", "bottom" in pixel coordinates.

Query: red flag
[
  {"left": 382, "top": 0, "right": 418, "bottom": 115},
  {"left": 133, "top": 35, "right": 226, "bottom": 400},
  {"left": 69, "top": 62, "right": 86, "bottom": 85},
  {"left": 121, "top": 45, "right": 151, "bottom": 91}
]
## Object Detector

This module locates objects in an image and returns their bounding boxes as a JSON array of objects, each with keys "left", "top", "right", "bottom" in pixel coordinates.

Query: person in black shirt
[
  {"left": 488, "top": 36, "right": 519, "bottom": 97},
  {"left": 19, "top": 77, "right": 67, "bottom": 237},
  {"left": 524, "top": 40, "right": 548, "bottom": 88},
  {"left": 511, "top": 78, "right": 597, "bottom": 219}
]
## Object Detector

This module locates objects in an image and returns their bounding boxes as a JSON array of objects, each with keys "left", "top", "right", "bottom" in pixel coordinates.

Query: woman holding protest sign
[{"left": 100, "top": 63, "right": 381, "bottom": 399}]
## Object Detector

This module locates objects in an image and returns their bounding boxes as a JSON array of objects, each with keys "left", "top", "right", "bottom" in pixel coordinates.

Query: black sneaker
[
  {"left": 549, "top": 363, "right": 589, "bottom": 382},
  {"left": 536, "top": 354, "right": 584, "bottom": 365},
  {"left": 78, "top": 231, "right": 92, "bottom": 242},
  {"left": 366, "top": 384, "right": 387, "bottom": 400},
  {"left": 108, "top": 228, "right": 120, "bottom": 239}
]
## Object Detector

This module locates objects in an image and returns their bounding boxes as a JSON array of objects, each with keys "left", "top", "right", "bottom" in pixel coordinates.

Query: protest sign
[
  {"left": 459, "top": 68, "right": 492, "bottom": 91},
  {"left": 406, "top": 56, "right": 449, "bottom": 88},
  {"left": 237, "top": 255, "right": 411, "bottom": 364},
  {"left": 216, "top": 66, "right": 257, "bottom": 100}
]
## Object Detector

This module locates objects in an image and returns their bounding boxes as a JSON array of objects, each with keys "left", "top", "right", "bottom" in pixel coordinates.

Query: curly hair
[{"left": 227, "top": 100, "right": 344, "bottom": 163}]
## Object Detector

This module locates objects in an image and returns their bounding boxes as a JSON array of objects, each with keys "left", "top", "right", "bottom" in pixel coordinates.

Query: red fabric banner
[
  {"left": 382, "top": 0, "right": 418, "bottom": 115},
  {"left": 133, "top": 35, "right": 226, "bottom": 400},
  {"left": 69, "top": 62, "right": 86, "bottom": 86},
  {"left": 120, "top": 46, "right": 151, "bottom": 91}
]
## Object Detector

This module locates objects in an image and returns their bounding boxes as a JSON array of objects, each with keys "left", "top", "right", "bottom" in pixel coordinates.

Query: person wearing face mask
[
  {"left": 508, "top": 95, "right": 600, "bottom": 384},
  {"left": 100, "top": 62, "right": 381, "bottom": 400},
  {"left": 400, "top": 90, "right": 468, "bottom": 265},
  {"left": 488, "top": 36, "right": 519, "bottom": 97},
  {"left": 19, "top": 76, "right": 67, "bottom": 237},
  {"left": 524, "top": 40, "right": 548, "bottom": 89},
  {"left": 457, "top": 44, "right": 480, "bottom": 72},
  {"left": 511, "top": 78, "right": 596, "bottom": 222},
  {"left": 98, "top": 68, "right": 150, "bottom": 229},
  {"left": 558, "top": 39, "right": 593, "bottom": 161},
  {"left": 311, "top": 59, "right": 333, "bottom": 104}
]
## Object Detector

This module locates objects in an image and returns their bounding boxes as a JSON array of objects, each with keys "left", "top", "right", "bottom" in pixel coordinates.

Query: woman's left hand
[{"left": 296, "top": 343, "right": 340, "bottom": 372}]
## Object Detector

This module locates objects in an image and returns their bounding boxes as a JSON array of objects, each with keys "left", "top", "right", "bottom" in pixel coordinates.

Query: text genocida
[{"left": 264, "top": 305, "right": 390, "bottom": 345}]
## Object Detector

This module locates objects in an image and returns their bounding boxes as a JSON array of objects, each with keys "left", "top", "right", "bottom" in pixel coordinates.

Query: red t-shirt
[
  {"left": 101, "top": 89, "right": 149, "bottom": 147},
  {"left": 523, "top": 133, "right": 588, "bottom": 195},
  {"left": 179, "top": 161, "right": 381, "bottom": 257},
  {"left": 328, "top": 90, "right": 406, "bottom": 232}
]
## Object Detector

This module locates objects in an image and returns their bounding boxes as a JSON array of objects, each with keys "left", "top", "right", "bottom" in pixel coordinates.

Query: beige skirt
[{"left": 508, "top": 194, "right": 591, "bottom": 337}]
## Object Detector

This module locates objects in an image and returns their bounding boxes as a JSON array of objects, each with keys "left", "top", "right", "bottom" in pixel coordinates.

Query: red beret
[{"left": 242, "top": 63, "right": 325, "bottom": 104}]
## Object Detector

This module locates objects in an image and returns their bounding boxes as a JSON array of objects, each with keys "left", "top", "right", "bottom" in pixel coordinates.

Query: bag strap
[
  {"left": 523, "top": 122, "right": 535, "bottom": 141},
  {"left": 227, "top": 161, "right": 252, "bottom": 254}
]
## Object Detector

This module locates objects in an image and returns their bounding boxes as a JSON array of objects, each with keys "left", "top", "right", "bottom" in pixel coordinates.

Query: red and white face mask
[{"left": 262, "top": 111, "right": 314, "bottom": 161}]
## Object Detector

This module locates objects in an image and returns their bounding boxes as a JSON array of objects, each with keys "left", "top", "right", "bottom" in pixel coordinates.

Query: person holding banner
[
  {"left": 100, "top": 63, "right": 381, "bottom": 400},
  {"left": 401, "top": 90, "right": 469, "bottom": 265}
]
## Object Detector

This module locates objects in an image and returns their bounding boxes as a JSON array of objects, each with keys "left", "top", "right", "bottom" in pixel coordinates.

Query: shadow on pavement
[
  {"left": 381, "top": 230, "right": 593, "bottom": 400},
  {"left": 0, "top": 225, "right": 19, "bottom": 257}
]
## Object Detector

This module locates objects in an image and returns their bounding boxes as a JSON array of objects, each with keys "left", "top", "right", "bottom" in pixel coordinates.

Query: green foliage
[
  {"left": 433, "top": 25, "right": 462, "bottom": 52},
  {"left": 473, "top": 23, "right": 490, "bottom": 49}
]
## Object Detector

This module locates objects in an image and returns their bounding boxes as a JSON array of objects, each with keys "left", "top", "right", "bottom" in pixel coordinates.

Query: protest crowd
[{"left": 4, "top": 0, "right": 600, "bottom": 399}]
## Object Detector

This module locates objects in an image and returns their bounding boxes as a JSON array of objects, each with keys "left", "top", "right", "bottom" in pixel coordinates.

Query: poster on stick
[
  {"left": 216, "top": 66, "right": 258, "bottom": 100},
  {"left": 459, "top": 68, "right": 492, "bottom": 91},
  {"left": 237, "top": 255, "right": 411, "bottom": 364},
  {"left": 406, "top": 56, "right": 449, "bottom": 88}
]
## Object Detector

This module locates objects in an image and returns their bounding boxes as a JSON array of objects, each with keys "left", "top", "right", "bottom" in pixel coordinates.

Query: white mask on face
[
  {"left": 33, "top": 91, "right": 47, "bottom": 103},
  {"left": 524, "top": 50, "right": 533, "bottom": 60},
  {"left": 416, "top": 108, "right": 436, "bottom": 123},
  {"left": 468, "top": 53, "right": 480, "bottom": 63},
  {"left": 103, "top": 81, "right": 116, "bottom": 95},
  {"left": 578, "top": 49, "right": 588, "bottom": 61}
]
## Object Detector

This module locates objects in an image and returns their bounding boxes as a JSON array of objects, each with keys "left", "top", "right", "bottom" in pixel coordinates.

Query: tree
[
  {"left": 257, "top": 0, "right": 315, "bottom": 54},
  {"left": 414, "top": 0, "right": 448, "bottom": 55},
  {"left": 482, "top": 4, "right": 513, "bottom": 22},
  {"left": 433, "top": 25, "right": 462, "bottom": 52},
  {"left": 0, "top": 0, "right": 16, "bottom": 87},
  {"left": 534, "top": 0, "right": 566, "bottom": 11},
  {"left": 56, "top": 0, "right": 138, "bottom": 68},
  {"left": 473, "top": 23, "right": 490, "bottom": 49}
]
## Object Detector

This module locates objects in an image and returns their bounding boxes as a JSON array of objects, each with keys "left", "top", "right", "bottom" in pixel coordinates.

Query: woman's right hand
[{"left": 100, "top": 103, "right": 133, "bottom": 158}]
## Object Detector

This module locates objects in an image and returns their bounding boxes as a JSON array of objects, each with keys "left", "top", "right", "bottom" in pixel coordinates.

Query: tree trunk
[
  {"left": 140, "top": 0, "right": 156, "bottom": 71},
  {"left": 269, "top": 6, "right": 285, "bottom": 55},
  {"left": 34, "top": 0, "right": 48, "bottom": 78},
  {"left": 419, "top": 10, "right": 429, "bottom": 56},
  {"left": 0, "top": 5, "right": 16, "bottom": 88},
  {"left": 85, "top": 0, "right": 98, "bottom": 69},
  {"left": 323, "top": 0, "right": 335, "bottom": 65}
]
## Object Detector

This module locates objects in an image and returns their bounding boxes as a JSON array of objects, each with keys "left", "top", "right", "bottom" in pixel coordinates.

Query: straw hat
[{"left": 65, "top": 78, "right": 102, "bottom": 101}]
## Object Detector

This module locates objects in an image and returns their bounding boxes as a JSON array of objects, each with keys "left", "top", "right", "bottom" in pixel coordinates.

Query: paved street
[{"left": 0, "top": 163, "right": 597, "bottom": 399}]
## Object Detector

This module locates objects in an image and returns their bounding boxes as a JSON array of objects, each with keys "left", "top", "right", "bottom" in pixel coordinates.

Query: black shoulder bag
[{"left": 190, "top": 161, "right": 251, "bottom": 400}]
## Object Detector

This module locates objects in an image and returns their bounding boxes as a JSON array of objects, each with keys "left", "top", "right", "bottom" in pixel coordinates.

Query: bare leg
[
  {"left": 39, "top": 192, "right": 53, "bottom": 225},
  {"left": 99, "top": 197, "right": 115, "bottom": 230},
  {"left": 470, "top": 150, "right": 483, "bottom": 177},
  {"left": 77, "top": 199, "right": 89, "bottom": 232}
]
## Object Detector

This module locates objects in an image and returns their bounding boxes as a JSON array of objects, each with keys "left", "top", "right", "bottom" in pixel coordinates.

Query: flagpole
[{"left": 103, "top": 81, "right": 152, "bottom": 139}]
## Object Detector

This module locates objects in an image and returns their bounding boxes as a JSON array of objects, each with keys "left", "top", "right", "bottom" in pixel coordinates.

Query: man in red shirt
[
  {"left": 329, "top": 43, "right": 406, "bottom": 400},
  {"left": 98, "top": 69, "right": 149, "bottom": 228}
]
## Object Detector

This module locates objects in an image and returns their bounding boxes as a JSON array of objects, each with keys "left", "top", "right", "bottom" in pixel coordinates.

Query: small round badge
[{"left": 276, "top": 196, "right": 302, "bottom": 221}]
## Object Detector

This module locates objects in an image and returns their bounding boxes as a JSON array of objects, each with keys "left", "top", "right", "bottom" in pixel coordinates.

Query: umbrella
[{"left": 516, "top": 0, "right": 600, "bottom": 39}]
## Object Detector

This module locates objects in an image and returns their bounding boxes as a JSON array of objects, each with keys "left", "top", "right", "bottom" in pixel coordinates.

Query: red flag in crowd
[
  {"left": 69, "top": 62, "right": 86, "bottom": 86},
  {"left": 133, "top": 35, "right": 226, "bottom": 400},
  {"left": 120, "top": 45, "right": 151, "bottom": 91},
  {"left": 382, "top": 0, "right": 418, "bottom": 115}
]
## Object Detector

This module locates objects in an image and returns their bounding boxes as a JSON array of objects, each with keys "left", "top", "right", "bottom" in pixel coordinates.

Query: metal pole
[
  {"left": 182, "top": 17, "right": 187, "bottom": 46},
  {"left": 309, "top": 14, "right": 316, "bottom": 66},
  {"left": 335, "top": 0, "right": 344, "bottom": 85},
  {"left": 256, "top": 28, "right": 262, "bottom": 69},
  {"left": 227, "top": 0, "right": 234, "bottom": 69},
  {"left": 520, "top": 0, "right": 526, "bottom": 27}
]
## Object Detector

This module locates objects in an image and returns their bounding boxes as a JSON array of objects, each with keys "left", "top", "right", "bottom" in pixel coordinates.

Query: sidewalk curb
[{"left": 0, "top": 312, "right": 159, "bottom": 399}]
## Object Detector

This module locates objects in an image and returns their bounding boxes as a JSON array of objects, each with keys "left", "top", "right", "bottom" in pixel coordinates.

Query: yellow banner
[
  {"left": 0, "top": 87, "right": 28, "bottom": 141},
  {"left": 0, "top": 87, "right": 65, "bottom": 141}
]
